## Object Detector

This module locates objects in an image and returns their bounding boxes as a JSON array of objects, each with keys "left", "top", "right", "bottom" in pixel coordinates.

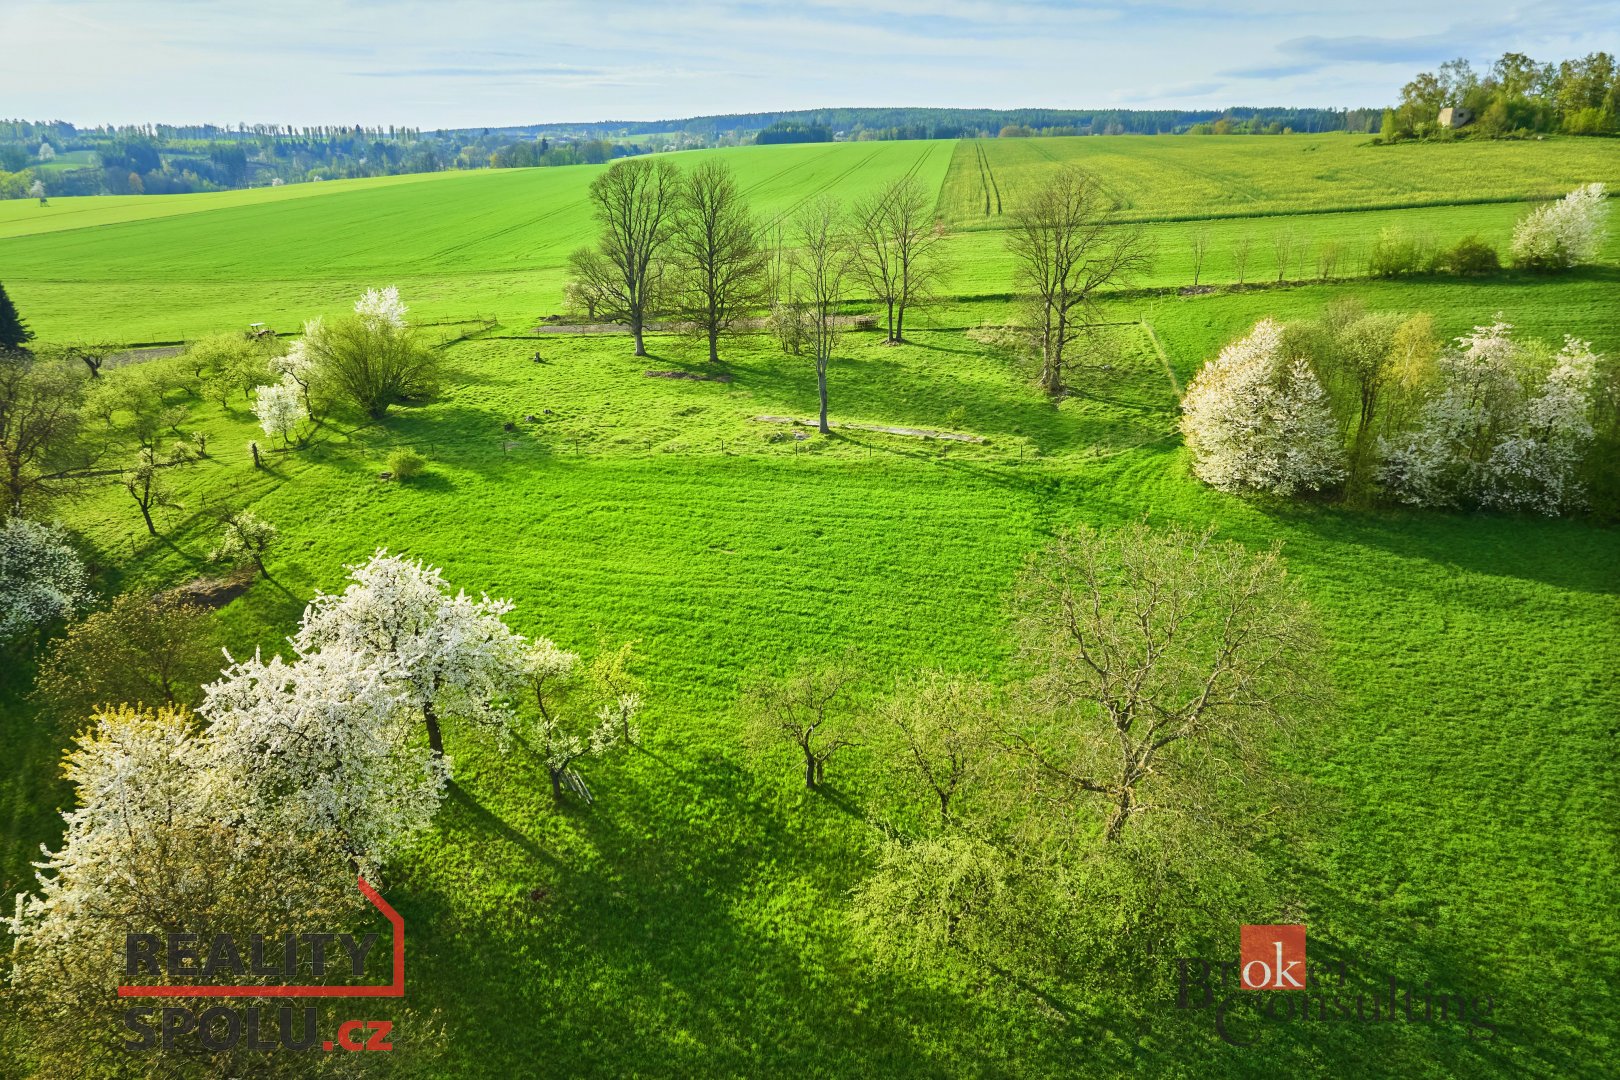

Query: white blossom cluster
[
  {"left": 1380, "top": 322, "right": 1601, "bottom": 514},
  {"left": 354, "top": 285, "right": 409, "bottom": 330},
  {"left": 8, "top": 551, "right": 639, "bottom": 975},
  {"left": 251, "top": 378, "right": 307, "bottom": 441},
  {"left": 1510, "top": 183, "right": 1610, "bottom": 270},
  {"left": 0, "top": 518, "right": 93, "bottom": 642},
  {"left": 1179, "top": 319, "right": 1348, "bottom": 496}
]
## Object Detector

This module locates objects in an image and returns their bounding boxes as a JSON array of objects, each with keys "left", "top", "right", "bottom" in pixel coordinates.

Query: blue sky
[{"left": 1, "top": 1, "right": 1615, "bottom": 128}]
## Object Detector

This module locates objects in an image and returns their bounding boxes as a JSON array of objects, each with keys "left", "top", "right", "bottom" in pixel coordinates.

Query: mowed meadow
[{"left": 2, "top": 134, "right": 1618, "bottom": 1077}]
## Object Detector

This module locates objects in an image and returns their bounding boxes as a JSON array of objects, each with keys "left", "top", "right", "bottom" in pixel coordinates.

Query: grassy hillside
[{"left": 1, "top": 136, "right": 1617, "bottom": 1077}]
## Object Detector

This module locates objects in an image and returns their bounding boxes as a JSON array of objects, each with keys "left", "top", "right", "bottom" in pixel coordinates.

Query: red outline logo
[{"left": 118, "top": 877, "right": 403, "bottom": 999}]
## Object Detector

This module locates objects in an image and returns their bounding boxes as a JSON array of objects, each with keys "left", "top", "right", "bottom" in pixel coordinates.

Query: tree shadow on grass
[{"left": 1252, "top": 498, "right": 1620, "bottom": 598}]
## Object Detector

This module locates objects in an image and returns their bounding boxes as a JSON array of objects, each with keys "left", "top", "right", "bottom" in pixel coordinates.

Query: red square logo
[{"left": 1240, "top": 924, "right": 1306, "bottom": 990}]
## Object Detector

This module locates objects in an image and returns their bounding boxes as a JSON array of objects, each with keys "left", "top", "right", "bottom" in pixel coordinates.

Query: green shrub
[
  {"left": 1436, "top": 235, "right": 1501, "bottom": 276},
  {"left": 1367, "top": 229, "right": 1427, "bottom": 278},
  {"left": 387, "top": 448, "right": 426, "bottom": 480}
]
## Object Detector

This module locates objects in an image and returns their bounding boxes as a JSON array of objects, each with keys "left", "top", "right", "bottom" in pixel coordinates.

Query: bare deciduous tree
[
  {"left": 670, "top": 160, "right": 767, "bottom": 364},
  {"left": 1232, "top": 233, "right": 1254, "bottom": 285},
  {"left": 786, "top": 197, "right": 852, "bottom": 434},
  {"left": 579, "top": 157, "right": 682, "bottom": 357},
  {"left": 866, "top": 671, "right": 995, "bottom": 825},
  {"left": 850, "top": 176, "right": 946, "bottom": 344},
  {"left": 1189, "top": 227, "right": 1211, "bottom": 287},
  {"left": 1004, "top": 521, "right": 1326, "bottom": 843},
  {"left": 1273, "top": 229, "right": 1295, "bottom": 283},
  {"left": 743, "top": 651, "right": 863, "bottom": 789},
  {"left": 121, "top": 443, "right": 191, "bottom": 536},
  {"left": 1006, "top": 166, "right": 1151, "bottom": 396}
]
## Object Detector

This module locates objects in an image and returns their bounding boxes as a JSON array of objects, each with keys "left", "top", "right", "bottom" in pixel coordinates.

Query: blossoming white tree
[
  {"left": 202, "top": 647, "right": 447, "bottom": 876},
  {"left": 6, "top": 705, "right": 362, "bottom": 1067},
  {"left": 0, "top": 517, "right": 92, "bottom": 642},
  {"left": 1379, "top": 318, "right": 1526, "bottom": 508},
  {"left": 1510, "top": 183, "right": 1610, "bottom": 269},
  {"left": 292, "top": 550, "right": 529, "bottom": 758},
  {"left": 354, "top": 285, "right": 409, "bottom": 330},
  {"left": 1481, "top": 336, "right": 1600, "bottom": 514},
  {"left": 270, "top": 326, "right": 322, "bottom": 418},
  {"left": 251, "top": 378, "right": 307, "bottom": 444},
  {"left": 1180, "top": 319, "right": 1347, "bottom": 496}
]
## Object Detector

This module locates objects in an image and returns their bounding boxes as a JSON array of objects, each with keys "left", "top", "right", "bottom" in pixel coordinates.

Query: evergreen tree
[{"left": 0, "top": 281, "right": 33, "bottom": 351}]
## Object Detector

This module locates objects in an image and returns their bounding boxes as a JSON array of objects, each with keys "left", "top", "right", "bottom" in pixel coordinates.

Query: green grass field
[{"left": 2, "top": 136, "right": 1617, "bottom": 1077}]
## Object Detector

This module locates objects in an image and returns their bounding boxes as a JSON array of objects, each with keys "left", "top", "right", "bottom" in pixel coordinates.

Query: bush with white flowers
[
  {"left": 0, "top": 517, "right": 92, "bottom": 642},
  {"left": 1179, "top": 319, "right": 1347, "bottom": 496},
  {"left": 1510, "top": 183, "right": 1610, "bottom": 270}
]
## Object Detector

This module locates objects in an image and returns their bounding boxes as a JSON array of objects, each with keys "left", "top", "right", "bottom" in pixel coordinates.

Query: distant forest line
[{"left": 3, "top": 50, "right": 1614, "bottom": 200}]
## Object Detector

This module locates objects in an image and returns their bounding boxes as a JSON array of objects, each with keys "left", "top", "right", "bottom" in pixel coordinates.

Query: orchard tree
[
  {"left": 270, "top": 329, "right": 325, "bottom": 420},
  {"left": 193, "top": 332, "right": 273, "bottom": 409},
  {"left": 1006, "top": 521, "right": 1326, "bottom": 843},
  {"left": 1379, "top": 318, "right": 1529, "bottom": 507},
  {"left": 210, "top": 509, "right": 277, "bottom": 576},
  {"left": 203, "top": 647, "right": 448, "bottom": 875},
  {"left": 670, "top": 160, "right": 767, "bottom": 363},
  {"left": 290, "top": 550, "right": 528, "bottom": 758},
  {"left": 1006, "top": 166, "right": 1151, "bottom": 396},
  {"left": 34, "top": 591, "right": 220, "bottom": 722},
  {"left": 1180, "top": 319, "right": 1347, "bottom": 496},
  {"left": 786, "top": 197, "right": 852, "bottom": 434},
  {"left": 1511, "top": 183, "right": 1610, "bottom": 269},
  {"left": 120, "top": 442, "right": 192, "bottom": 536},
  {"left": 0, "top": 517, "right": 92, "bottom": 644},
  {"left": 0, "top": 347, "right": 91, "bottom": 514},
  {"left": 519, "top": 637, "right": 639, "bottom": 803},
  {"left": 252, "top": 377, "right": 308, "bottom": 445},
  {"left": 850, "top": 175, "right": 946, "bottom": 344},
  {"left": 742, "top": 651, "right": 863, "bottom": 789},
  {"left": 0, "top": 280, "right": 33, "bottom": 350},
  {"left": 1483, "top": 336, "right": 1603, "bottom": 514},
  {"left": 579, "top": 156, "right": 682, "bottom": 356},
  {"left": 3, "top": 705, "right": 365, "bottom": 1073},
  {"left": 301, "top": 290, "right": 439, "bottom": 419},
  {"left": 864, "top": 671, "right": 995, "bottom": 826}
]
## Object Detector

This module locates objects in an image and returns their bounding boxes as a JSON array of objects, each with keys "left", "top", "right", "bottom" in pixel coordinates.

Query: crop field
[
  {"left": 2, "top": 135, "right": 1618, "bottom": 1078},
  {"left": 936, "top": 133, "right": 1620, "bottom": 226}
]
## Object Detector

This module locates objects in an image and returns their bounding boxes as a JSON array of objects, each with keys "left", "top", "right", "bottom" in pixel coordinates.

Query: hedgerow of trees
[{"left": 1383, "top": 51, "right": 1620, "bottom": 139}]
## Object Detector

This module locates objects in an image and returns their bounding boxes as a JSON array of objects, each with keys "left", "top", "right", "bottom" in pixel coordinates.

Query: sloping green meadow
[{"left": 1, "top": 137, "right": 1617, "bottom": 1077}]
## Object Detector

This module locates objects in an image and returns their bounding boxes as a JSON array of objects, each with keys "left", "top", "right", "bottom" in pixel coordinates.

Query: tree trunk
[
  {"left": 138, "top": 502, "right": 156, "bottom": 535},
  {"left": 895, "top": 302, "right": 905, "bottom": 344},
  {"left": 631, "top": 319, "right": 647, "bottom": 357},
  {"left": 817, "top": 360, "right": 830, "bottom": 435},
  {"left": 549, "top": 766, "right": 564, "bottom": 803},
  {"left": 423, "top": 701, "right": 445, "bottom": 757},
  {"left": 804, "top": 754, "right": 817, "bottom": 789},
  {"left": 886, "top": 299, "right": 896, "bottom": 342},
  {"left": 708, "top": 326, "right": 720, "bottom": 364}
]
